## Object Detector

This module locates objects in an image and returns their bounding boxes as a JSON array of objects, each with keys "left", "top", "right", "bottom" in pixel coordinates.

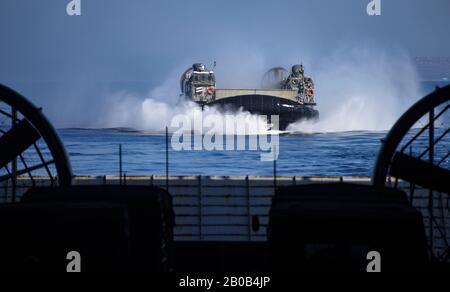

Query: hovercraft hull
[{"left": 204, "top": 94, "right": 319, "bottom": 130}]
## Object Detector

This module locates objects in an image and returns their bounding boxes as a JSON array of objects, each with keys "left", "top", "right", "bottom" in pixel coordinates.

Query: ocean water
[
  {"left": 60, "top": 129, "right": 386, "bottom": 177},
  {"left": 58, "top": 128, "right": 447, "bottom": 177},
  {"left": 58, "top": 81, "right": 449, "bottom": 177}
]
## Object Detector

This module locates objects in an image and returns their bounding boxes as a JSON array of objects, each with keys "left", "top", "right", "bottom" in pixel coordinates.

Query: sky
[{"left": 0, "top": 0, "right": 449, "bottom": 127}]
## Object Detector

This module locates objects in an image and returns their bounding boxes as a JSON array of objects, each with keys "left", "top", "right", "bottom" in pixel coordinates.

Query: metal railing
[{"left": 1, "top": 175, "right": 449, "bottom": 261}]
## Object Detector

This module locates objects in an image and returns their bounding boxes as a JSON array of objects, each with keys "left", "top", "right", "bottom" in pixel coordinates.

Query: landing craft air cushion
[{"left": 180, "top": 63, "right": 319, "bottom": 130}]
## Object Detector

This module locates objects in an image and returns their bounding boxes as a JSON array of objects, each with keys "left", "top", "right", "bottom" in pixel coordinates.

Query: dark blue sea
[
  {"left": 59, "top": 127, "right": 448, "bottom": 177},
  {"left": 60, "top": 129, "right": 385, "bottom": 177}
]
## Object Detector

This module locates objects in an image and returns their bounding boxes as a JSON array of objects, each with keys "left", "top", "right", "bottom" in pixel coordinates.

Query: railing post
[
  {"left": 2, "top": 180, "right": 8, "bottom": 204},
  {"left": 165, "top": 126, "right": 169, "bottom": 192},
  {"left": 198, "top": 175, "right": 202, "bottom": 240},
  {"left": 428, "top": 109, "right": 435, "bottom": 255},
  {"left": 273, "top": 145, "right": 277, "bottom": 195},
  {"left": 409, "top": 146, "right": 415, "bottom": 203},
  {"left": 11, "top": 107, "right": 17, "bottom": 203},
  {"left": 246, "top": 175, "right": 251, "bottom": 240},
  {"left": 119, "top": 144, "right": 122, "bottom": 186}
]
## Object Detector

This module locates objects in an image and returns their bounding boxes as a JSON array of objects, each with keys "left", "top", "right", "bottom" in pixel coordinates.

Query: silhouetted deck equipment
[
  {"left": 0, "top": 185, "right": 174, "bottom": 272},
  {"left": 0, "top": 202, "right": 130, "bottom": 272},
  {"left": 0, "top": 84, "right": 73, "bottom": 188},
  {"left": 268, "top": 183, "right": 428, "bottom": 271},
  {"left": 372, "top": 85, "right": 449, "bottom": 261},
  {"left": 373, "top": 85, "right": 450, "bottom": 193},
  {"left": 0, "top": 84, "right": 175, "bottom": 272}
]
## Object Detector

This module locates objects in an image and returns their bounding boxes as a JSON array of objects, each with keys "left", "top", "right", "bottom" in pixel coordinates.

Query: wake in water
[
  {"left": 94, "top": 44, "right": 421, "bottom": 135},
  {"left": 95, "top": 92, "right": 272, "bottom": 135}
]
